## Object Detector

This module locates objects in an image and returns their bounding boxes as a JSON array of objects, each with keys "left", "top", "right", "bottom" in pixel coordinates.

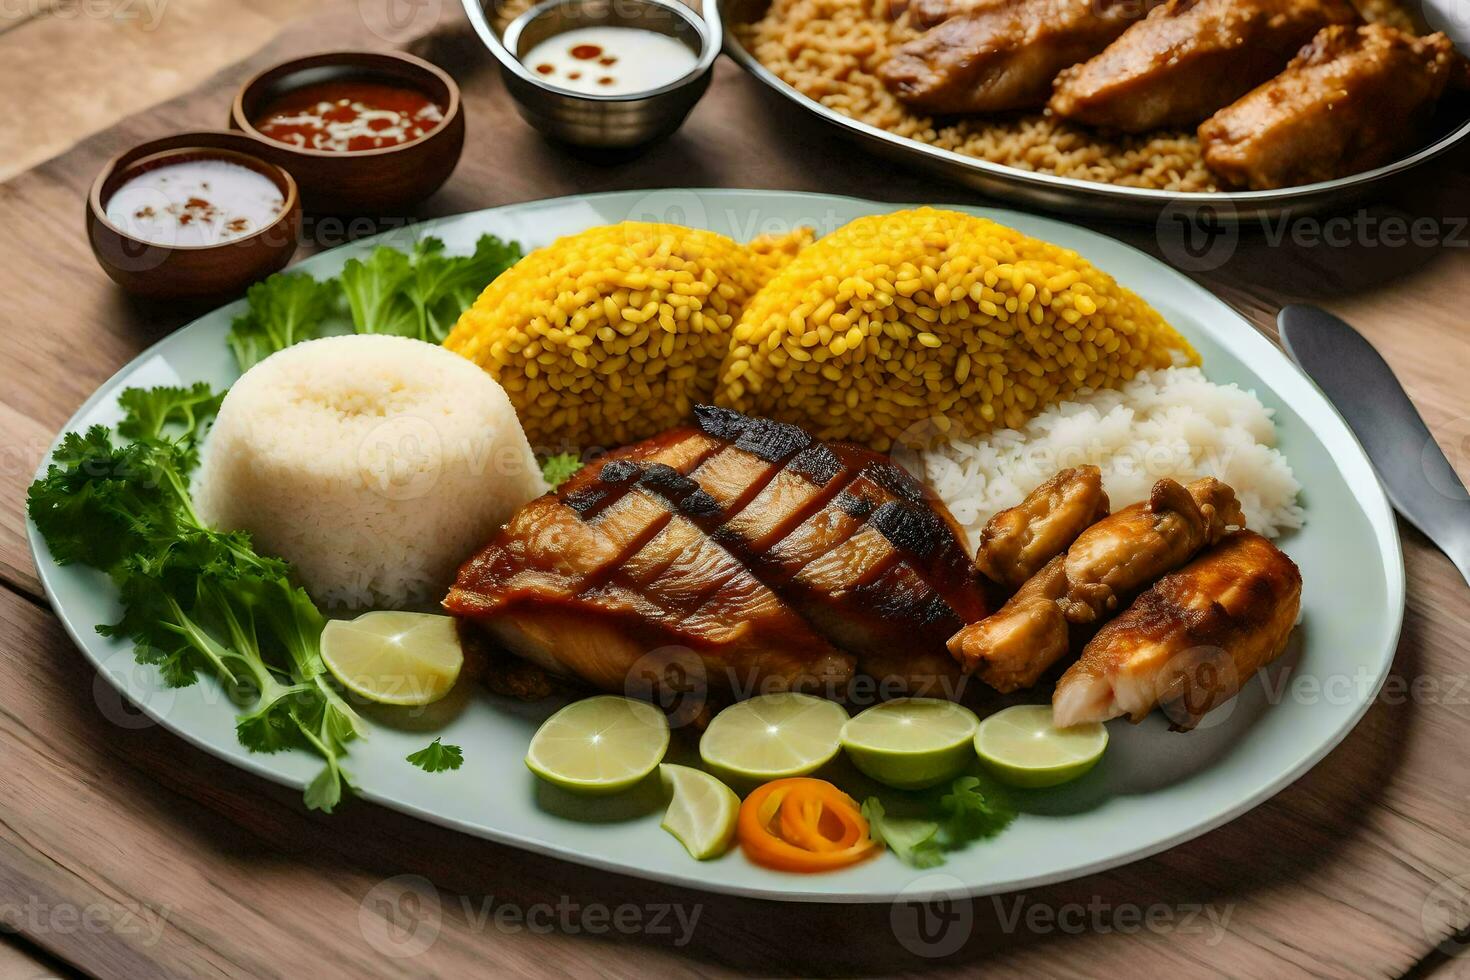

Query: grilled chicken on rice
[
  {"left": 1047, "top": 0, "right": 1359, "bottom": 132},
  {"left": 878, "top": 0, "right": 1165, "bottom": 114}
]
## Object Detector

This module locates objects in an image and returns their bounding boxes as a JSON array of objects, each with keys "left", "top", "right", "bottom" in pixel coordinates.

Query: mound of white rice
[
  {"left": 915, "top": 367, "right": 1303, "bottom": 543},
  {"left": 196, "top": 335, "right": 548, "bottom": 608}
]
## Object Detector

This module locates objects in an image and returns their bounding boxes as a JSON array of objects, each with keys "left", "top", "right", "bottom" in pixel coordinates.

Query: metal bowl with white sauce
[{"left": 465, "top": 0, "right": 722, "bottom": 149}]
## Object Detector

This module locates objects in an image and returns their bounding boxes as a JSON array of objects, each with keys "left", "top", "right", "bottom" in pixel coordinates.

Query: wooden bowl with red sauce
[
  {"left": 87, "top": 131, "right": 302, "bottom": 300},
  {"left": 230, "top": 51, "right": 465, "bottom": 215}
]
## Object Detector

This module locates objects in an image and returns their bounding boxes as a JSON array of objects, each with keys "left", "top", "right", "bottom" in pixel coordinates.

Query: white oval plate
[{"left": 29, "top": 190, "right": 1403, "bottom": 902}]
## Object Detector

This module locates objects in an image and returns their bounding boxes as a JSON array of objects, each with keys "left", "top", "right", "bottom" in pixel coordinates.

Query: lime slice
[
  {"left": 525, "top": 696, "right": 670, "bottom": 794},
  {"left": 320, "top": 611, "right": 463, "bottom": 706},
  {"left": 699, "top": 693, "right": 847, "bottom": 785},
  {"left": 659, "top": 764, "right": 740, "bottom": 860},
  {"left": 841, "top": 698, "right": 979, "bottom": 790},
  {"left": 974, "top": 704, "right": 1108, "bottom": 789}
]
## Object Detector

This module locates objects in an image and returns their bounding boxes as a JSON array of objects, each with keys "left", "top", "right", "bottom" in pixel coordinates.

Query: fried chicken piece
[
  {"left": 878, "top": 0, "right": 1163, "bottom": 114},
  {"left": 1199, "top": 25, "right": 1463, "bottom": 189},
  {"left": 1060, "top": 477, "right": 1242, "bottom": 623},
  {"left": 974, "top": 465, "right": 1110, "bottom": 591},
  {"left": 1048, "top": 0, "right": 1358, "bottom": 132},
  {"left": 1052, "top": 530, "right": 1301, "bottom": 730},
  {"left": 950, "top": 556, "right": 1072, "bottom": 692},
  {"left": 949, "top": 476, "right": 1243, "bottom": 693}
]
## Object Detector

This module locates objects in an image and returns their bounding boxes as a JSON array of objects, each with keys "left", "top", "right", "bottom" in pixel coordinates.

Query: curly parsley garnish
[{"left": 27, "top": 384, "right": 364, "bottom": 812}]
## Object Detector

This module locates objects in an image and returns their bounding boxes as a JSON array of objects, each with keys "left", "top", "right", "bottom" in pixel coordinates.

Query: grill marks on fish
[
  {"left": 448, "top": 430, "right": 721, "bottom": 615},
  {"left": 777, "top": 456, "right": 981, "bottom": 693},
  {"left": 716, "top": 448, "right": 855, "bottom": 555},
  {"left": 447, "top": 410, "right": 989, "bottom": 697}
]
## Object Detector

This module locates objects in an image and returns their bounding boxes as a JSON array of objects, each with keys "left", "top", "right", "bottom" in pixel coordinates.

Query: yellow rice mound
[
  {"left": 445, "top": 224, "right": 809, "bottom": 449},
  {"left": 714, "top": 208, "right": 1197, "bottom": 449}
]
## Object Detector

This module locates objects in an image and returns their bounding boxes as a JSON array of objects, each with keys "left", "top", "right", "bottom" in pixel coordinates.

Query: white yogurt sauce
[
  {"left": 105, "top": 158, "right": 285, "bottom": 247},
  {"left": 522, "top": 26, "right": 698, "bottom": 96}
]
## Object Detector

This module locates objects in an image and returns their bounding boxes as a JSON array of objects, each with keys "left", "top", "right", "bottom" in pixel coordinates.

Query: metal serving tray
[{"left": 719, "top": 0, "right": 1470, "bottom": 222}]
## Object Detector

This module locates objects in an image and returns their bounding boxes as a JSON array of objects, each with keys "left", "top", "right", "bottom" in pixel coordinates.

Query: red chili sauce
[
  {"left": 252, "top": 80, "right": 445, "bottom": 153},
  {"left": 536, "top": 44, "right": 620, "bottom": 78}
]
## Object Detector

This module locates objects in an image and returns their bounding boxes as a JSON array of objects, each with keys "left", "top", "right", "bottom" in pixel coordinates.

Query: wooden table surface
[{"left": 3, "top": 2, "right": 1470, "bottom": 977}]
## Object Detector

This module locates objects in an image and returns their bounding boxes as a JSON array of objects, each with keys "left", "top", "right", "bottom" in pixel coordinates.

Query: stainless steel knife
[{"left": 1279, "top": 303, "right": 1470, "bottom": 588}]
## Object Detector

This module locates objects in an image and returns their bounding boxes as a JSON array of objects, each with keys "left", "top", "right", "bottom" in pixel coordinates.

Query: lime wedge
[
  {"left": 525, "top": 696, "right": 670, "bottom": 794},
  {"left": 974, "top": 704, "right": 1108, "bottom": 789},
  {"left": 699, "top": 693, "right": 847, "bottom": 785},
  {"left": 659, "top": 764, "right": 740, "bottom": 860},
  {"left": 320, "top": 611, "right": 463, "bottom": 706},
  {"left": 840, "top": 698, "right": 979, "bottom": 790}
]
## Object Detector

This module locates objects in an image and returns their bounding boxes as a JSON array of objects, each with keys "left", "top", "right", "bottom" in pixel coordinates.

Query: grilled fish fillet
[
  {"left": 1052, "top": 530, "right": 1301, "bottom": 729},
  {"left": 949, "top": 475, "right": 1242, "bottom": 692},
  {"left": 447, "top": 407, "right": 989, "bottom": 702}
]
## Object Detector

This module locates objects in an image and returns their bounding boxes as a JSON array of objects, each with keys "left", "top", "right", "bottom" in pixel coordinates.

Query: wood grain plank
[
  {"left": 0, "top": 932, "right": 79, "bottom": 979},
  {"left": 0, "top": 6, "right": 1468, "bottom": 978},
  {"left": 0, "top": 0, "right": 334, "bottom": 181},
  {"left": 1, "top": 402, "right": 51, "bottom": 598}
]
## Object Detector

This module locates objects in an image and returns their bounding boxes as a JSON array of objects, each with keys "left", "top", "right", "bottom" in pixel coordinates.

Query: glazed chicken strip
[
  {"left": 974, "top": 464, "right": 1109, "bottom": 590},
  {"left": 1199, "top": 25, "right": 1463, "bottom": 190},
  {"left": 1052, "top": 530, "right": 1302, "bottom": 730},
  {"left": 878, "top": 0, "right": 1163, "bottom": 115},
  {"left": 1048, "top": 0, "right": 1358, "bottom": 132},
  {"left": 949, "top": 476, "right": 1242, "bottom": 692},
  {"left": 951, "top": 556, "right": 1072, "bottom": 692},
  {"left": 1060, "top": 476, "right": 1242, "bottom": 623}
]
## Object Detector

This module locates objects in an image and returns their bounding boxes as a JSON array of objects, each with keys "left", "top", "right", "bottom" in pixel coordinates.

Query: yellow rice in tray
[
  {"left": 714, "top": 208, "right": 1197, "bottom": 449},
  {"left": 445, "top": 223, "right": 810, "bottom": 449}
]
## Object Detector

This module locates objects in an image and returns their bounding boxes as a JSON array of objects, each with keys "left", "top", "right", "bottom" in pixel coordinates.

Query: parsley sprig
[
  {"left": 406, "top": 738, "right": 464, "bottom": 773},
  {"left": 862, "top": 776, "right": 1015, "bottom": 868},
  {"left": 27, "top": 383, "right": 365, "bottom": 811},
  {"left": 226, "top": 233, "right": 521, "bottom": 370}
]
